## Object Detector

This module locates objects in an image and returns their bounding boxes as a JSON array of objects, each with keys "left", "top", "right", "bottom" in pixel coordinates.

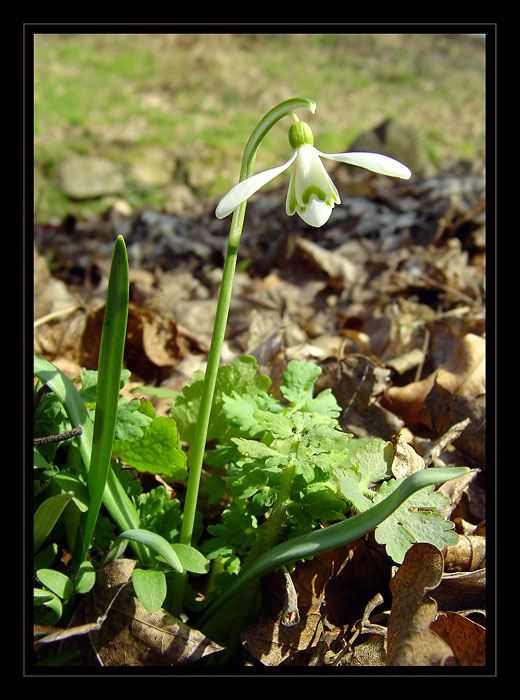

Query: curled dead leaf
[
  {"left": 390, "top": 431, "right": 425, "bottom": 479},
  {"left": 315, "top": 354, "right": 404, "bottom": 440},
  {"left": 443, "top": 534, "right": 486, "bottom": 572},
  {"left": 383, "top": 333, "right": 485, "bottom": 428},
  {"left": 430, "top": 611, "right": 486, "bottom": 666},
  {"left": 431, "top": 568, "right": 486, "bottom": 611},
  {"left": 387, "top": 543, "right": 454, "bottom": 666}
]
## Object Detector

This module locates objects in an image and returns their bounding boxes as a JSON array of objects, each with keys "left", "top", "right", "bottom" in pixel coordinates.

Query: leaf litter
[{"left": 33, "top": 165, "right": 487, "bottom": 667}]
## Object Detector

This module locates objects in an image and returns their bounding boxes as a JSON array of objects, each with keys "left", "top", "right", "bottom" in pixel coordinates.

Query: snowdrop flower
[{"left": 216, "top": 116, "right": 411, "bottom": 228}]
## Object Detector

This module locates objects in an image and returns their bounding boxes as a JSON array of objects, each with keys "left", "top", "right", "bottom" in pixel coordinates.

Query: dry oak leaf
[
  {"left": 423, "top": 382, "right": 486, "bottom": 467},
  {"left": 85, "top": 559, "right": 222, "bottom": 666},
  {"left": 383, "top": 333, "right": 485, "bottom": 427},
  {"left": 386, "top": 543, "right": 455, "bottom": 666},
  {"left": 430, "top": 612, "right": 486, "bottom": 666}
]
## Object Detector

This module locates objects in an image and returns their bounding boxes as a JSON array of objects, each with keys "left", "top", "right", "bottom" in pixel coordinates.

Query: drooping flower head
[{"left": 216, "top": 113, "right": 411, "bottom": 228}]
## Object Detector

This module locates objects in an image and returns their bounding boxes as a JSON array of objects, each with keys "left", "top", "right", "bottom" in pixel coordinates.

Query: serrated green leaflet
[
  {"left": 170, "top": 355, "right": 271, "bottom": 447},
  {"left": 113, "top": 416, "right": 187, "bottom": 479},
  {"left": 373, "top": 479, "right": 458, "bottom": 564}
]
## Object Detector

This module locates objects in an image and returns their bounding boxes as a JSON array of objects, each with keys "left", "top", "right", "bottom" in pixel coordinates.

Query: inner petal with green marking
[{"left": 302, "top": 184, "right": 327, "bottom": 204}]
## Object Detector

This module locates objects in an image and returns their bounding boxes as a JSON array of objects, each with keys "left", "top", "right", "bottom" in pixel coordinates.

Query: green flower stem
[
  {"left": 178, "top": 238, "right": 239, "bottom": 547},
  {"left": 172, "top": 98, "right": 316, "bottom": 613},
  {"left": 197, "top": 466, "right": 470, "bottom": 632}
]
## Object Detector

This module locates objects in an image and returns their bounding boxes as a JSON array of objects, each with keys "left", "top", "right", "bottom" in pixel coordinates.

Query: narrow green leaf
[
  {"left": 34, "top": 588, "right": 62, "bottom": 623},
  {"left": 82, "top": 235, "right": 130, "bottom": 561},
  {"left": 34, "top": 542, "right": 58, "bottom": 572},
  {"left": 113, "top": 529, "right": 184, "bottom": 573},
  {"left": 33, "top": 588, "right": 54, "bottom": 605},
  {"left": 131, "top": 568, "right": 167, "bottom": 613},
  {"left": 53, "top": 472, "right": 90, "bottom": 512}
]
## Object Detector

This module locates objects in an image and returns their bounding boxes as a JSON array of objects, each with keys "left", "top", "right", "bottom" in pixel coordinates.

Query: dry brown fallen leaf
[
  {"left": 390, "top": 431, "right": 425, "bottom": 479},
  {"left": 431, "top": 568, "right": 486, "bottom": 611},
  {"left": 423, "top": 381, "right": 486, "bottom": 467},
  {"left": 243, "top": 539, "right": 393, "bottom": 666},
  {"left": 34, "top": 292, "right": 182, "bottom": 384},
  {"left": 443, "top": 533, "right": 486, "bottom": 573},
  {"left": 430, "top": 611, "right": 486, "bottom": 666},
  {"left": 316, "top": 354, "right": 404, "bottom": 440},
  {"left": 386, "top": 543, "right": 455, "bottom": 666},
  {"left": 383, "top": 333, "right": 485, "bottom": 428},
  {"left": 68, "top": 559, "right": 223, "bottom": 666}
]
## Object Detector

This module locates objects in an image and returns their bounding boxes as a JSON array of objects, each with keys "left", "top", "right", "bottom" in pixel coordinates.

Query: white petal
[
  {"left": 215, "top": 152, "right": 297, "bottom": 219},
  {"left": 297, "top": 199, "right": 334, "bottom": 227},
  {"left": 318, "top": 150, "right": 412, "bottom": 179}
]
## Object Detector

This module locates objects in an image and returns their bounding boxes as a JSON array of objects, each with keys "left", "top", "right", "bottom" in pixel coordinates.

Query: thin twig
[{"left": 33, "top": 426, "right": 83, "bottom": 446}]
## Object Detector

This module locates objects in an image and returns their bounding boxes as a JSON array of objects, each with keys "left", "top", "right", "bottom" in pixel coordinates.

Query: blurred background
[{"left": 34, "top": 32, "right": 486, "bottom": 225}]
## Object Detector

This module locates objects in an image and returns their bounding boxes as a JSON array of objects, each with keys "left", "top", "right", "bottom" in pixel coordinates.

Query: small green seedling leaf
[
  {"left": 131, "top": 568, "right": 167, "bottom": 613},
  {"left": 74, "top": 560, "right": 97, "bottom": 595},
  {"left": 280, "top": 360, "right": 322, "bottom": 407},
  {"left": 280, "top": 360, "right": 340, "bottom": 417},
  {"left": 231, "top": 437, "right": 284, "bottom": 461},
  {"left": 170, "top": 543, "right": 210, "bottom": 575},
  {"left": 170, "top": 355, "right": 271, "bottom": 446},
  {"left": 34, "top": 587, "right": 62, "bottom": 623},
  {"left": 333, "top": 467, "right": 373, "bottom": 512},
  {"left": 36, "top": 569, "right": 75, "bottom": 600},
  {"left": 34, "top": 492, "right": 74, "bottom": 552},
  {"left": 251, "top": 409, "right": 294, "bottom": 438},
  {"left": 79, "top": 368, "right": 132, "bottom": 407},
  {"left": 223, "top": 391, "right": 282, "bottom": 437}
]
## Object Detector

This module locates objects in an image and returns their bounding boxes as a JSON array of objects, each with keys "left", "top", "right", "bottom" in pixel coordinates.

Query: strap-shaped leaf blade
[
  {"left": 198, "top": 466, "right": 469, "bottom": 629},
  {"left": 81, "top": 235, "right": 130, "bottom": 561}
]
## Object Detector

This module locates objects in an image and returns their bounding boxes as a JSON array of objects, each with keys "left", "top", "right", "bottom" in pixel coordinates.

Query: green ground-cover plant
[
  {"left": 33, "top": 99, "right": 470, "bottom": 666},
  {"left": 33, "top": 237, "right": 207, "bottom": 637}
]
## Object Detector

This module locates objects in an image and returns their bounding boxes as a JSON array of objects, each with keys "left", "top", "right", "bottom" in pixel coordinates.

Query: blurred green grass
[{"left": 34, "top": 33, "right": 486, "bottom": 223}]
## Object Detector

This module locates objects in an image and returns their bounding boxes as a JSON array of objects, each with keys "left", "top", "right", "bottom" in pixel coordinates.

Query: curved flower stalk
[
  {"left": 216, "top": 115, "right": 412, "bottom": 227},
  {"left": 171, "top": 98, "right": 317, "bottom": 614}
]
